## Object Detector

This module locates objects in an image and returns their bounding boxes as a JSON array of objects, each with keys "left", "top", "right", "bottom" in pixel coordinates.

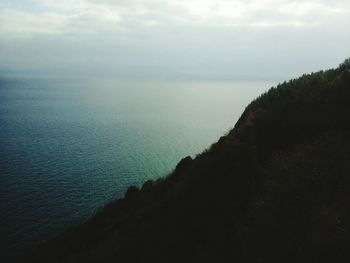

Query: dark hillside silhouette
[{"left": 25, "top": 59, "right": 350, "bottom": 262}]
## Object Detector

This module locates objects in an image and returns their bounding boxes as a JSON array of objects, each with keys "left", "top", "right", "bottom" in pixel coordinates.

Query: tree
[{"left": 339, "top": 58, "right": 350, "bottom": 70}]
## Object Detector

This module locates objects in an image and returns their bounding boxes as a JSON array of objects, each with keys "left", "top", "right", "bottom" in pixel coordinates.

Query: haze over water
[{"left": 0, "top": 76, "right": 275, "bottom": 259}]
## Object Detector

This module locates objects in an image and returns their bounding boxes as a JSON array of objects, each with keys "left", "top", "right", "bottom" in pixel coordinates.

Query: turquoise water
[{"left": 0, "top": 76, "right": 274, "bottom": 260}]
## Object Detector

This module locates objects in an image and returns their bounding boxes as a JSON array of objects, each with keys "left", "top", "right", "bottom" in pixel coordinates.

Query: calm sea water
[{"left": 0, "top": 76, "right": 275, "bottom": 260}]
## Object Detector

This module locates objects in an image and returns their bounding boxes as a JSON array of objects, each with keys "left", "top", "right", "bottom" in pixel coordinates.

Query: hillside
[{"left": 25, "top": 59, "right": 350, "bottom": 262}]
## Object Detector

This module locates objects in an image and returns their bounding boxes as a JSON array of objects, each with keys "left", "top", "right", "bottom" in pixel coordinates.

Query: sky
[{"left": 0, "top": 0, "right": 349, "bottom": 80}]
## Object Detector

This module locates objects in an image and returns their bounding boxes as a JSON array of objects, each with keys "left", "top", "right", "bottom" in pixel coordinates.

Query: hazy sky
[{"left": 1, "top": 0, "right": 349, "bottom": 79}]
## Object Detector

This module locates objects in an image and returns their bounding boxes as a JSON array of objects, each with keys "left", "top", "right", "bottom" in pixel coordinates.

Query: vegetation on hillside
[{"left": 25, "top": 59, "right": 350, "bottom": 262}]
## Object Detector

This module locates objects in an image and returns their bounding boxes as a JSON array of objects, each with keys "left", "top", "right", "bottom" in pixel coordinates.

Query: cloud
[
  {"left": 2, "top": 0, "right": 349, "bottom": 38},
  {"left": 0, "top": 8, "right": 66, "bottom": 36},
  {"left": 0, "top": 0, "right": 349, "bottom": 79}
]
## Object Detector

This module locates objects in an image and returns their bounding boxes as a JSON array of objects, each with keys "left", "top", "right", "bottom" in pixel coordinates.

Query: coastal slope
[{"left": 26, "top": 59, "right": 350, "bottom": 262}]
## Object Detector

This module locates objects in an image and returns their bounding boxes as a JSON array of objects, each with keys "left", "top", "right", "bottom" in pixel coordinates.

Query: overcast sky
[{"left": 0, "top": 0, "right": 349, "bottom": 79}]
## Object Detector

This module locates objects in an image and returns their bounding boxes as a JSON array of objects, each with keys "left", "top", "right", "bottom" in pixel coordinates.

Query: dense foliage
[{"left": 25, "top": 60, "right": 350, "bottom": 262}]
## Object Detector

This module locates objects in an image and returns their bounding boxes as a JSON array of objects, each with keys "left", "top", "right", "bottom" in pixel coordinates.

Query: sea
[{"left": 0, "top": 75, "right": 276, "bottom": 260}]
